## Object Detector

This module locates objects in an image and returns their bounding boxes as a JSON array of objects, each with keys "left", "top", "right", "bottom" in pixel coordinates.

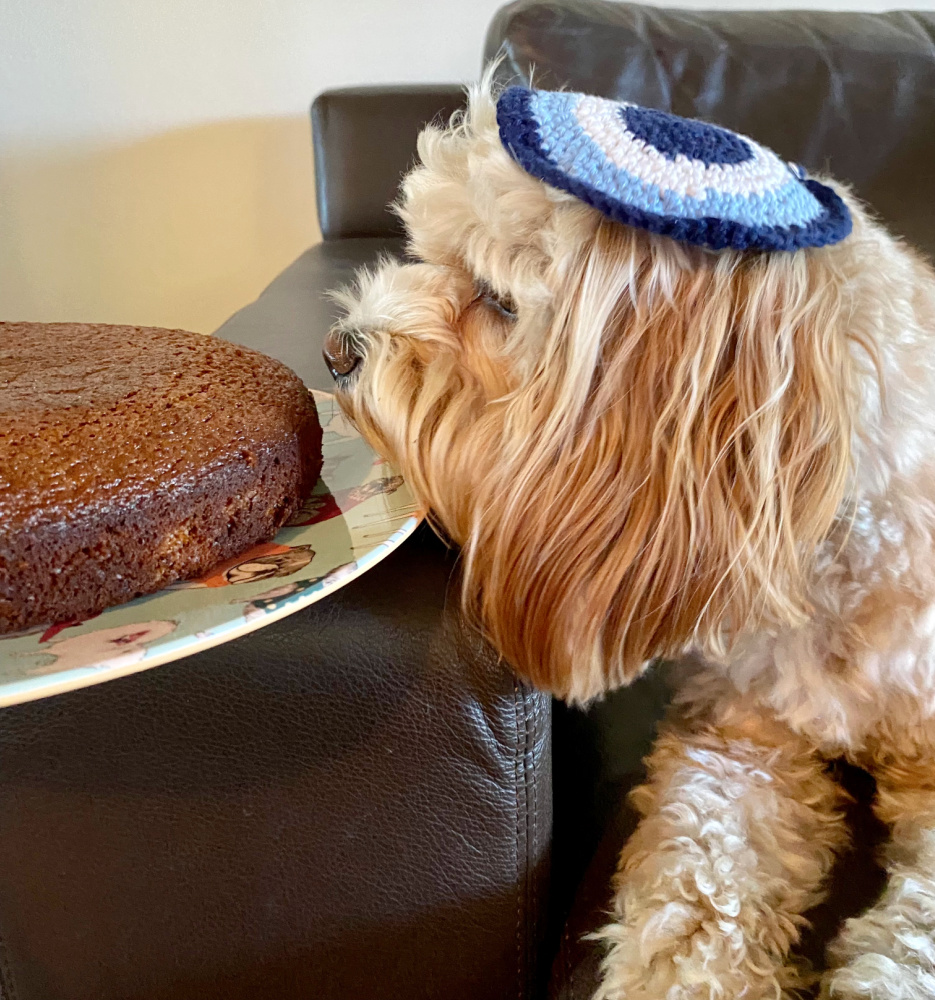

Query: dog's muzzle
[{"left": 322, "top": 329, "right": 362, "bottom": 381}]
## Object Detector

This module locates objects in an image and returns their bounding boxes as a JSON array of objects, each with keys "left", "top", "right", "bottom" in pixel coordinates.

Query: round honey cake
[{"left": 0, "top": 322, "right": 323, "bottom": 634}]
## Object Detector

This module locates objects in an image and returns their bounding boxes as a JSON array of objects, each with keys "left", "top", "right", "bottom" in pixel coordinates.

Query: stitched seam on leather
[
  {"left": 560, "top": 924, "right": 568, "bottom": 990},
  {"left": 529, "top": 691, "right": 538, "bottom": 995},
  {"left": 562, "top": 920, "right": 573, "bottom": 992},
  {"left": 519, "top": 685, "right": 540, "bottom": 1000},
  {"left": 513, "top": 678, "right": 525, "bottom": 1000}
]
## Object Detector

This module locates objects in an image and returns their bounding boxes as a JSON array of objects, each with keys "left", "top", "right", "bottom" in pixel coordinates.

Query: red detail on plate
[{"left": 39, "top": 613, "right": 102, "bottom": 644}]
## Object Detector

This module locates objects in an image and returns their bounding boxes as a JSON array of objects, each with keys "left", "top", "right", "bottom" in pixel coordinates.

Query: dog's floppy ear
[{"left": 459, "top": 222, "right": 867, "bottom": 702}]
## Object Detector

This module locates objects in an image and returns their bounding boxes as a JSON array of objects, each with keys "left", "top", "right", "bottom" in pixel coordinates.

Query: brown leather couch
[{"left": 1, "top": 3, "right": 934, "bottom": 999}]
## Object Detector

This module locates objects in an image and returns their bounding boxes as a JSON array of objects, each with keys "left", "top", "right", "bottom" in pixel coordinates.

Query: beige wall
[
  {"left": 2, "top": 0, "right": 933, "bottom": 334},
  {"left": 0, "top": 0, "right": 505, "bottom": 333},
  {"left": 1, "top": 117, "right": 318, "bottom": 334}
]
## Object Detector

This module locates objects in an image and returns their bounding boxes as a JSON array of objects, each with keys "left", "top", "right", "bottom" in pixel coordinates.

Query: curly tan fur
[{"left": 330, "top": 75, "right": 935, "bottom": 999}]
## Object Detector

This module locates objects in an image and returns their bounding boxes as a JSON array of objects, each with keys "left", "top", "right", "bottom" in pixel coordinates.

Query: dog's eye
[{"left": 475, "top": 281, "right": 517, "bottom": 321}]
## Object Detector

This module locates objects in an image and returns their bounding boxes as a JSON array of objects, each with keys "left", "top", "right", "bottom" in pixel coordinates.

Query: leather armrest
[
  {"left": 311, "top": 86, "right": 466, "bottom": 240},
  {"left": 0, "top": 527, "right": 552, "bottom": 1000}
]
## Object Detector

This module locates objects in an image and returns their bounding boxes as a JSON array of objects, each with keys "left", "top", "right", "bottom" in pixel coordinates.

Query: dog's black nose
[{"left": 323, "top": 330, "right": 361, "bottom": 380}]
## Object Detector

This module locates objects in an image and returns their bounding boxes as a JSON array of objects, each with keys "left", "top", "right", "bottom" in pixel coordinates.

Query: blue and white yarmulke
[{"left": 496, "top": 87, "right": 851, "bottom": 252}]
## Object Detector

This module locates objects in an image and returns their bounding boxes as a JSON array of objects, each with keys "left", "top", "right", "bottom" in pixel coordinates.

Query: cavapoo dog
[{"left": 323, "top": 76, "right": 935, "bottom": 1000}]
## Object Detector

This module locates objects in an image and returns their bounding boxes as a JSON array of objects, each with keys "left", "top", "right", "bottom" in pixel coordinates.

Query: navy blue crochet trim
[{"left": 496, "top": 87, "right": 852, "bottom": 253}]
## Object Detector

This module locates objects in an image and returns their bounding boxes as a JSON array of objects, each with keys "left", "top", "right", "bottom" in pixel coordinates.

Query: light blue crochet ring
[{"left": 496, "top": 87, "right": 852, "bottom": 252}]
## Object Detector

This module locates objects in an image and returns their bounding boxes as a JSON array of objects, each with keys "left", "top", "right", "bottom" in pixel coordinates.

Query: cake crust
[{"left": 0, "top": 322, "right": 323, "bottom": 633}]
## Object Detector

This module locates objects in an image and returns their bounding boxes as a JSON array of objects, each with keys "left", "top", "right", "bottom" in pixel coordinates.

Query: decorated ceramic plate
[{"left": 0, "top": 392, "right": 422, "bottom": 707}]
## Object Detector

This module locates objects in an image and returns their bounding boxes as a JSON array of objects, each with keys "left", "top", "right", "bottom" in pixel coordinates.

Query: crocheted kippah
[{"left": 496, "top": 87, "right": 852, "bottom": 252}]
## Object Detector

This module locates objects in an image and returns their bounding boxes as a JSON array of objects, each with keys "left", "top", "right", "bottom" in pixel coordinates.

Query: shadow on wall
[{"left": 0, "top": 116, "right": 320, "bottom": 334}]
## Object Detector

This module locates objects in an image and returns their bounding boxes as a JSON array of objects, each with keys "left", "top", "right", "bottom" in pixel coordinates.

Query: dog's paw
[
  {"left": 821, "top": 954, "right": 935, "bottom": 1000},
  {"left": 824, "top": 865, "right": 935, "bottom": 1000},
  {"left": 591, "top": 912, "right": 807, "bottom": 1000}
]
